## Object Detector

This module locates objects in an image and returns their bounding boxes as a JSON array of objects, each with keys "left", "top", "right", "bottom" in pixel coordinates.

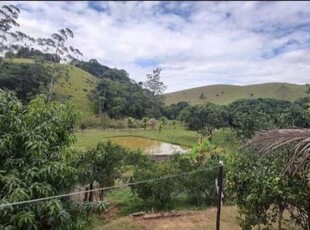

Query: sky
[{"left": 2, "top": 1, "right": 310, "bottom": 93}]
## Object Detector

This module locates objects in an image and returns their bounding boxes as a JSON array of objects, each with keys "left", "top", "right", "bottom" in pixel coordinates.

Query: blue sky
[{"left": 2, "top": 1, "right": 310, "bottom": 92}]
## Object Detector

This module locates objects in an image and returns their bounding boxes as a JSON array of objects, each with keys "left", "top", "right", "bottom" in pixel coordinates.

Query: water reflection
[{"left": 108, "top": 137, "right": 188, "bottom": 155}]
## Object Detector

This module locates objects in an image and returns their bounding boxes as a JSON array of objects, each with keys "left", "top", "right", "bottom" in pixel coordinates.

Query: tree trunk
[
  {"left": 278, "top": 204, "right": 284, "bottom": 230},
  {"left": 89, "top": 182, "right": 93, "bottom": 202},
  {"left": 47, "top": 42, "right": 59, "bottom": 103},
  {"left": 99, "top": 190, "right": 104, "bottom": 201},
  {"left": 84, "top": 187, "right": 89, "bottom": 202}
]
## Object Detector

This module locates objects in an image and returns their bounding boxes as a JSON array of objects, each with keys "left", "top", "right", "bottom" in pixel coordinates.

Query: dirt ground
[{"left": 98, "top": 206, "right": 241, "bottom": 230}]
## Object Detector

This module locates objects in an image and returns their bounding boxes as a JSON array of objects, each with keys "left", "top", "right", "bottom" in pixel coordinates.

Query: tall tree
[
  {"left": 143, "top": 68, "right": 167, "bottom": 96},
  {"left": 37, "top": 28, "right": 83, "bottom": 102},
  {"left": 0, "top": 5, "right": 35, "bottom": 67}
]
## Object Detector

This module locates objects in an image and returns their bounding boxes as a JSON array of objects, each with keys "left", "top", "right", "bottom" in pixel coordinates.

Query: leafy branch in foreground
[{"left": 244, "top": 128, "right": 310, "bottom": 181}]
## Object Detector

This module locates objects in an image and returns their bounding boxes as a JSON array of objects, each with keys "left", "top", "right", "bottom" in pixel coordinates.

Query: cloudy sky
[{"left": 2, "top": 1, "right": 310, "bottom": 92}]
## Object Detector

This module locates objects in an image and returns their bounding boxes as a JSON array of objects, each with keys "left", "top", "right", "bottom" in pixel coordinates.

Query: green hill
[
  {"left": 8, "top": 58, "right": 97, "bottom": 116},
  {"left": 53, "top": 65, "right": 96, "bottom": 116},
  {"left": 164, "top": 83, "right": 308, "bottom": 105}
]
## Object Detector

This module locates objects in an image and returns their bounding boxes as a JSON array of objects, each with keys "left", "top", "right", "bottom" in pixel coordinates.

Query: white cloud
[{"left": 2, "top": 1, "right": 310, "bottom": 92}]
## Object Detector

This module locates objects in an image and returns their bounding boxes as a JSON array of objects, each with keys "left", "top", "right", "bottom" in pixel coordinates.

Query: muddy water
[{"left": 108, "top": 136, "right": 189, "bottom": 155}]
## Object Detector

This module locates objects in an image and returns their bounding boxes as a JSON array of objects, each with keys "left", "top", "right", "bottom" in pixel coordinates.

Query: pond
[{"left": 108, "top": 136, "right": 189, "bottom": 155}]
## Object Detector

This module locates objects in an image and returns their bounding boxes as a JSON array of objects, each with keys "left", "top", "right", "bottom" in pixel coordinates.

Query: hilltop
[{"left": 164, "top": 83, "right": 308, "bottom": 105}]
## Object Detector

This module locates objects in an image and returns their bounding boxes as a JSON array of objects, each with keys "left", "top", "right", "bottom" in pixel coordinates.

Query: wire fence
[{"left": 0, "top": 165, "right": 219, "bottom": 208}]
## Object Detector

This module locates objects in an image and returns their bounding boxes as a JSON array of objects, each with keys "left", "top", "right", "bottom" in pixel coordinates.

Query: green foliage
[
  {"left": 227, "top": 149, "right": 310, "bottom": 229},
  {"left": 179, "top": 98, "right": 310, "bottom": 140},
  {"left": 229, "top": 98, "right": 310, "bottom": 139},
  {"left": 0, "top": 90, "right": 92, "bottom": 229},
  {"left": 175, "top": 139, "right": 227, "bottom": 206},
  {"left": 73, "top": 59, "right": 131, "bottom": 83},
  {"left": 89, "top": 77, "right": 164, "bottom": 119},
  {"left": 0, "top": 61, "right": 52, "bottom": 103},
  {"left": 180, "top": 102, "right": 230, "bottom": 135},
  {"left": 142, "top": 117, "right": 148, "bottom": 130},
  {"left": 162, "top": 101, "right": 191, "bottom": 120},
  {"left": 75, "top": 141, "right": 128, "bottom": 189},
  {"left": 130, "top": 139, "right": 228, "bottom": 209},
  {"left": 131, "top": 160, "right": 180, "bottom": 208},
  {"left": 13, "top": 46, "right": 61, "bottom": 62},
  {"left": 37, "top": 28, "right": 82, "bottom": 102},
  {"left": 127, "top": 117, "right": 134, "bottom": 130}
]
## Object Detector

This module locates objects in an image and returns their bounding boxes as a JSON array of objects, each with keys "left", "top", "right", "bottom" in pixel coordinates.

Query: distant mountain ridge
[{"left": 164, "top": 83, "right": 308, "bottom": 105}]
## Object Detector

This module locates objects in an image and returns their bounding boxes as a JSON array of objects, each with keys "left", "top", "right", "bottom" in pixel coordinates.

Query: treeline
[
  {"left": 0, "top": 61, "right": 52, "bottom": 103},
  {"left": 164, "top": 97, "right": 310, "bottom": 139},
  {"left": 5, "top": 46, "right": 61, "bottom": 62},
  {"left": 72, "top": 59, "right": 165, "bottom": 119},
  {"left": 1, "top": 48, "right": 165, "bottom": 119}
]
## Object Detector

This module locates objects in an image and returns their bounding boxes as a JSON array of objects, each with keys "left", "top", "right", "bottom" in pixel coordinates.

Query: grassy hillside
[
  {"left": 8, "top": 58, "right": 97, "bottom": 116},
  {"left": 164, "top": 83, "right": 308, "bottom": 106},
  {"left": 53, "top": 65, "right": 96, "bottom": 116}
]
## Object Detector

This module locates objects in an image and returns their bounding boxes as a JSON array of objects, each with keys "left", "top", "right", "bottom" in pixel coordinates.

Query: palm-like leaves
[{"left": 244, "top": 129, "right": 310, "bottom": 178}]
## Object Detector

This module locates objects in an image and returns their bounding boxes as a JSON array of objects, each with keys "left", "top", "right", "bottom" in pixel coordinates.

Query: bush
[
  {"left": 226, "top": 148, "right": 310, "bottom": 229},
  {"left": 0, "top": 91, "right": 99, "bottom": 229},
  {"left": 131, "top": 160, "right": 180, "bottom": 208},
  {"left": 109, "top": 119, "right": 126, "bottom": 129},
  {"left": 79, "top": 115, "right": 101, "bottom": 128},
  {"left": 130, "top": 139, "right": 228, "bottom": 209}
]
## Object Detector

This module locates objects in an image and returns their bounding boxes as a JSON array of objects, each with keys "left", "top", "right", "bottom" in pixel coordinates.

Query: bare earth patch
[{"left": 100, "top": 206, "right": 241, "bottom": 230}]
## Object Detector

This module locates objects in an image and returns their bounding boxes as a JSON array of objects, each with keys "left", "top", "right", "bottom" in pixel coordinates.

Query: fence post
[{"left": 216, "top": 161, "right": 223, "bottom": 230}]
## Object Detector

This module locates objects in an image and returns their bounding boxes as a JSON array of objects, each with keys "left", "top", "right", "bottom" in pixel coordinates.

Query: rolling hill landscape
[
  {"left": 1, "top": 2, "right": 310, "bottom": 230},
  {"left": 5, "top": 58, "right": 309, "bottom": 116},
  {"left": 164, "top": 83, "right": 308, "bottom": 106}
]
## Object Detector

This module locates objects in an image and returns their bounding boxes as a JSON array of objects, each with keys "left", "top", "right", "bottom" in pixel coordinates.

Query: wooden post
[{"left": 216, "top": 161, "right": 223, "bottom": 230}]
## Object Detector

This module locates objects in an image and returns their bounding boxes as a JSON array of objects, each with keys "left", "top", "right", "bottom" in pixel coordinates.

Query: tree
[
  {"left": 142, "top": 117, "right": 148, "bottom": 130},
  {"left": 131, "top": 160, "right": 179, "bottom": 208},
  {"left": 127, "top": 117, "right": 134, "bottom": 131},
  {"left": 227, "top": 128, "right": 310, "bottom": 229},
  {"left": 227, "top": 146, "right": 309, "bottom": 229},
  {"left": 0, "top": 5, "right": 35, "bottom": 67},
  {"left": 176, "top": 140, "right": 226, "bottom": 206},
  {"left": 149, "top": 118, "right": 158, "bottom": 130},
  {"left": 245, "top": 129, "right": 310, "bottom": 182},
  {"left": 143, "top": 68, "right": 167, "bottom": 96},
  {"left": 0, "top": 61, "right": 52, "bottom": 103},
  {"left": 306, "top": 84, "right": 310, "bottom": 96},
  {"left": 0, "top": 90, "right": 101, "bottom": 229},
  {"left": 172, "top": 120, "right": 177, "bottom": 130},
  {"left": 75, "top": 141, "right": 128, "bottom": 202},
  {"left": 275, "top": 85, "right": 290, "bottom": 101},
  {"left": 37, "top": 28, "right": 83, "bottom": 102}
]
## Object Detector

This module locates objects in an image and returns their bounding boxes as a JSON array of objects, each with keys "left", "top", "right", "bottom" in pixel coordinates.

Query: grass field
[
  {"left": 53, "top": 64, "right": 97, "bottom": 116},
  {"left": 73, "top": 124, "right": 198, "bottom": 151},
  {"left": 164, "top": 82, "right": 308, "bottom": 106}
]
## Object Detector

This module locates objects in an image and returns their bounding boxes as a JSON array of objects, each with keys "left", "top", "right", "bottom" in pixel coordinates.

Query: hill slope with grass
[
  {"left": 164, "top": 83, "right": 308, "bottom": 105},
  {"left": 7, "top": 58, "right": 97, "bottom": 116}
]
